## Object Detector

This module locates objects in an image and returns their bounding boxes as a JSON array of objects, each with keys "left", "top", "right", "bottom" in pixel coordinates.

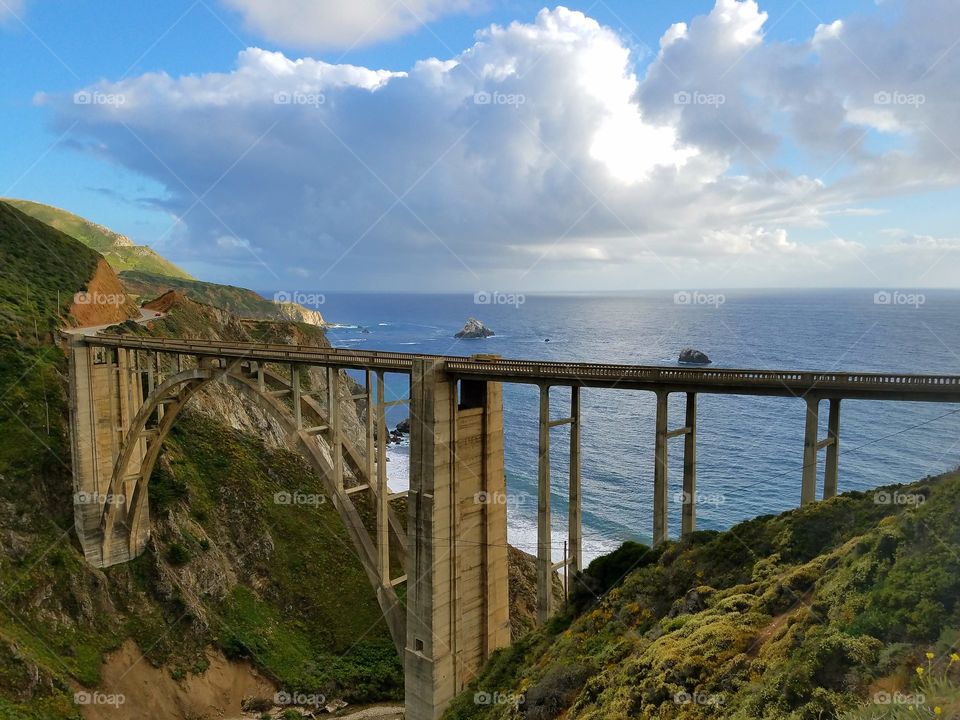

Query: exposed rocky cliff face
[
  {"left": 276, "top": 300, "right": 326, "bottom": 327},
  {"left": 68, "top": 257, "right": 139, "bottom": 327}
]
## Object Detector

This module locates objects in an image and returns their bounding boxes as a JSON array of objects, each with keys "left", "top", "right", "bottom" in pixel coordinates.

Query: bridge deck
[{"left": 80, "top": 334, "right": 960, "bottom": 402}]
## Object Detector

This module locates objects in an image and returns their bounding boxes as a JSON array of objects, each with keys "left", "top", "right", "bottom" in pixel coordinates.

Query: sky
[{"left": 2, "top": 0, "right": 960, "bottom": 292}]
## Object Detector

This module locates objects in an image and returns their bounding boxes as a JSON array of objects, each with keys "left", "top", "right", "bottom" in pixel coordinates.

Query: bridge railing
[
  {"left": 77, "top": 334, "right": 960, "bottom": 396},
  {"left": 80, "top": 334, "right": 432, "bottom": 369},
  {"left": 445, "top": 358, "right": 960, "bottom": 393}
]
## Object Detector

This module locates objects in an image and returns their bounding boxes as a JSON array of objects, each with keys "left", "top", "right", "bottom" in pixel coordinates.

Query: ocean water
[{"left": 291, "top": 290, "right": 960, "bottom": 564}]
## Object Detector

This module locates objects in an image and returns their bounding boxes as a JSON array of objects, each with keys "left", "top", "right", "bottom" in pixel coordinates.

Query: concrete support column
[
  {"left": 68, "top": 340, "right": 149, "bottom": 568},
  {"left": 155, "top": 354, "right": 164, "bottom": 423},
  {"left": 109, "top": 351, "right": 123, "bottom": 461},
  {"left": 117, "top": 348, "right": 134, "bottom": 441},
  {"left": 146, "top": 351, "right": 155, "bottom": 395},
  {"left": 537, "top": 384, "right": 553, "bottom": 624},
  {"left": 290, "top": 364, "right": 302, "bottom": 430},
  {"left": 568, "top": 386, "right": 582, "bottom": 577},
  {"left": 376, "top": 371, "right": 389, "bottom": 583},
  {"left": 653, "top": 390, "right": 669, "bottom": 545},
  {"left": 824, "top": 398, "right": 841, "bottom": 499},
  {"left": 256, "top": 362, "right": 265, "bottom": 393},
  {"left": 681, "top": 392, "right": 697, "bottom": 536},
  {"left": 327, "top": 366, "right": 343, "bottom": 491},
  {"left": 365, "top": 369, "right": 375, "bottom": 487},
  {"left": 801, "top": 396, "right": 820, "bottom": 505},
  {"left": 405, "top": 360, "right": 509, "bottom": 720}
]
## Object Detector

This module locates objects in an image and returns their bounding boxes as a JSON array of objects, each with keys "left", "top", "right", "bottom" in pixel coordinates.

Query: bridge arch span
[{"left": 67, "top": 341, "right": 410, "bottom": 650}]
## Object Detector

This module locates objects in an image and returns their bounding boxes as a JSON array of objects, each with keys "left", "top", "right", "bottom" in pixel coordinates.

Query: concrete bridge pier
[
  {"left": 405, "top": 359, "right": 511, "bottom": 720},
  {"left": 66, "top": 337, "right": 150, "bottom": 566},
  {"left": 801, "top": 397, "right": 841, "bottom": 505},
  {"left": 681, "top": 392, "right": 698, "bottom": 536},
  {"left": 653, "top": 391, "right": 698, "bottom": 545},
  {"left": 535, "top": 384, "right": 582, "bottom": 624},
  {"left": 824, "top": 398, "right": 841, "bottom": 499}
]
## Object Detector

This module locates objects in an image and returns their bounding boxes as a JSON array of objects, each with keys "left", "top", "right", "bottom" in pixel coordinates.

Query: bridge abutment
[
  {"left": 67, "top": 337, "right": 150, "bottom": 567},
  {"left": 405, "top": 359, "right": 511, "bottom": 720}
]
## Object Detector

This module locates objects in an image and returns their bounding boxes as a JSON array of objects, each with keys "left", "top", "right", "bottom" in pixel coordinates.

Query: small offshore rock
[
  {"left": 455, "top": 317, "right": 495, "bottom": 339},
  {"left": 678, "top": 348, "right": 711, "bottom": 365}
]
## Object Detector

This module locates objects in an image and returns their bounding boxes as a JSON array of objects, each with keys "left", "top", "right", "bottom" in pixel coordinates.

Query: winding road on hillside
[{"left": 62, "top": 307, "right": 164, "bottom": 336}]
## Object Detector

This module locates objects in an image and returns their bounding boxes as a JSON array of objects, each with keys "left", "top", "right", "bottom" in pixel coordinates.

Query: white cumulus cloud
[{"left": 220, "top": 0, "right": 477, "bottom": 49}]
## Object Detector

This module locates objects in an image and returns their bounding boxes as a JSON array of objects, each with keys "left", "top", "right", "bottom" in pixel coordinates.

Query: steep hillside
[
  {"left": 0, "top": 199, "right": 126, "bottom": 473},
  {"left": 5, "top": 199, "right": 192, "bottom": 280},
  {"left": 120, "top": 270, "right": 326, "bottom": 326},
  {"left": 444, "top": 473, "right": 960, "bottom": 720}
]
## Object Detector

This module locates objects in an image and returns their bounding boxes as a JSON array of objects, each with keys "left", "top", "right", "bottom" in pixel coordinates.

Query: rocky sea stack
[
  {"left": 455, "top": 317, "right": 495, "bottom": 339},
  {"left": 678, "top": 347, "right": 711, "bottom": 364}
]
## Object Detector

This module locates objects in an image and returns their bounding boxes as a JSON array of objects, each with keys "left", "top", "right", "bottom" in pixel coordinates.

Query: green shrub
[
  {"left": 165, "top": 542, "right": 191, "bottom": 566},
  {"left": 521, "top": 664, "right": 593, "bottom": 720}
]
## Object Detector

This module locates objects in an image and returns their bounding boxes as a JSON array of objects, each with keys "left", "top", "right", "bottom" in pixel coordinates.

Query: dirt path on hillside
[
  {"left": 334, "top": 707, "right": 404, "bottom": 719},
  {"left": 221, "top": 704, "right": 404, "bottom": 720}
]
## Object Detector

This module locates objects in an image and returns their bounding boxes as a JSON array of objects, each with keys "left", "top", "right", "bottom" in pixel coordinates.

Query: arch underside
[{"left": 100, "top": 358, "right": 407, "bottom": 651}]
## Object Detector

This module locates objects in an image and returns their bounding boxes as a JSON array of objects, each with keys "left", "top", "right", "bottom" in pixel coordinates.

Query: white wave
[
  {"left": 507, "top": 515, "right": 620, "bottom": 566},
  {"left": 386, "top": 443, "right": 409, "bottom": 494}
]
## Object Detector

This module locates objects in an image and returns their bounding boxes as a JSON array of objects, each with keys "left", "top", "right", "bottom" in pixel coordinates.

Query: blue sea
[{"left": 279, "top": 290, "right": 960, "bottom": 564}]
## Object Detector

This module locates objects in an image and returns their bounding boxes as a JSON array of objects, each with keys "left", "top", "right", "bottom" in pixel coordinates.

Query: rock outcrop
[
  {"left": 678, "top": 348, "right": 711, "bottom": 365},
  {"left": 455, "top": 318, "right": 494, "bottom": 339},
  {"left": 276, "top": 301, "right": 326, "bottom": 327}
]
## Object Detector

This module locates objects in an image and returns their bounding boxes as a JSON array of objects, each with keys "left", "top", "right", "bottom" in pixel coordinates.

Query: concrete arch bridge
[{"left": 64, "top": 334, "right": 960, "bottom": 719}]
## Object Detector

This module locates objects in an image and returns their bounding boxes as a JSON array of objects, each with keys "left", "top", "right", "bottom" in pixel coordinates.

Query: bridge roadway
[{"left": 86, "top": 333, "right": 960, "bottom": 402}]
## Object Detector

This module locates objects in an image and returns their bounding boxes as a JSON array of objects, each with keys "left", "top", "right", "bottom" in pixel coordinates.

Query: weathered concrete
[
  {"left": 536, "top": 384, "right": 552, "bottom": 624},
  {"left": 568, "top": 386, "right": 582, "bottom": 578},
  {"left": 681, "top": 392, "right": 698, "bottom": 537},
  {"left": 653, "top": 391, "right": 669, "bottom": 545},
  {"left": 405, "top": 360, "right": 510, "bottom": 720},
  {"left": 67, "top": 337, "right": 149, "bottom": 566},
  {"left": 824, "top": 398, "right": 841, "bottom": 499},
  {"left": 801, "top": 396, "right": 820, "bottom": 505}
]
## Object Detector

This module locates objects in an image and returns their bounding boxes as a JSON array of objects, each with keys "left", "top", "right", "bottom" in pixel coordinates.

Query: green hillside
[
  {"left": 0, "top": 200, "right": 100, "bottom": 472},
  {"left": 120, "top": 270, "right": 287, "bottom": 319},
  {"left": 4, "top": 198, "right": 193, "bottom": 280},
  {"left": 444, "top": 473, "right": 960, "bottom": 720}
]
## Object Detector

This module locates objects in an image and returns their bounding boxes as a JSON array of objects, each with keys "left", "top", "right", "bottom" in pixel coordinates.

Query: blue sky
[{"left": 2, "top": 0, "right": 958, "bottom": 291}]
